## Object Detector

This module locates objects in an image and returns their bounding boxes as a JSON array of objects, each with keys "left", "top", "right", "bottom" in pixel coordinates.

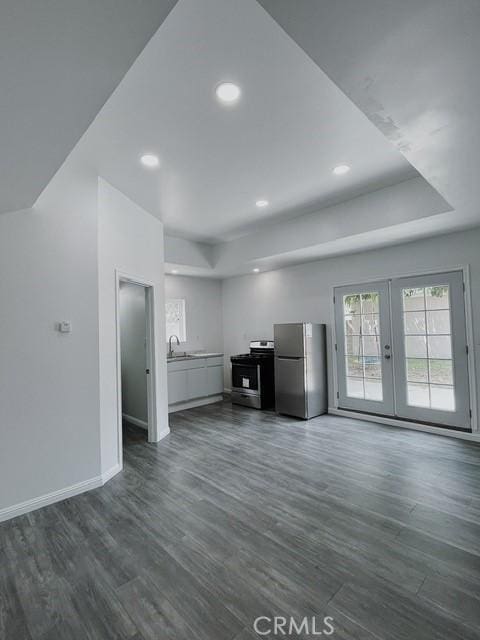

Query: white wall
[
  {"left": 119, "top": 282, "right": 148, "bottom": 425},
  {"left": 0, "top": 171, "right": 168, "bottom": 519},
  {"left": 164, "top": 235, "right": 214, "bottom": 270},
  {"left": 0, "top": 161, "right": 102, "bottom": 514},
  {"left": 165, "top": 275, "right": 223, "bottom": 354},
  {"left": 221, "top": 227, "right": 480, "bottom": 426},
  {"left": 98, "top": 179, "right": 168, "bottom": 475}
]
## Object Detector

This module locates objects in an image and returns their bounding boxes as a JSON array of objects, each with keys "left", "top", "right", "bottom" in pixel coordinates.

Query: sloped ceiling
[
  {"left": 73, "top": 0, "right": 420, "bottom": 243},
  {"left": 257, "top": 0, "right": 480, "bottom": 225},
  {"left": 0, "top": 0, "right": 178, "bottom": 214},
  {"left": 169, "top": 0, "right": 480, "bottom": 276},
  {"left": 3, "top": 0, "right": 478, "bottom": 277}
]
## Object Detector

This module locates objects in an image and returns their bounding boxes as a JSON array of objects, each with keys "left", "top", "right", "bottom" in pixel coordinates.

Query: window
[
  {"left": 402, "top": 285, "right": 455, "bottom": 411},
  {"left": 343, "top": 291, "right": 383, "bottom": 402},
  {"left": 165, "top": 298, "right": 186, "bottom": 342}
]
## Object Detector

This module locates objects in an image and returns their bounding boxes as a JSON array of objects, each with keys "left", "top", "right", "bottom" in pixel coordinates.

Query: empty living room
[{"left": 1, "top": 1, "right": 480, "bottom": 639}]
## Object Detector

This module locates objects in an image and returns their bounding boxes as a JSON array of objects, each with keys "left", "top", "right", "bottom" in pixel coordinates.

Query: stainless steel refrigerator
[{"left": 274, "top": 323, "right": 327, "bottom": 419}]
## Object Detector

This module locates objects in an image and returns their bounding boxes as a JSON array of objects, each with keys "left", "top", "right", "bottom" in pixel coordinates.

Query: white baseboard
[
  {"left": 0, "top": 475, "right": 102, "bottom": 523},
  {"left": 122, "top": 413, "right": 148, "bottom": 430},
  {"left": 152, "top": 428, "right": 170, "bottom": 443},
  {"left": 329, "top": 407, "right": 480, "bottom": 442},
  {"left": 101, "top": 463, "right": 123, "bottom": 484},
  {"left": 168, "top": 395, "right": 223, "bottom": 414},
  {"left": 0, "top": 463, "right": 124, "bottom": 524}
]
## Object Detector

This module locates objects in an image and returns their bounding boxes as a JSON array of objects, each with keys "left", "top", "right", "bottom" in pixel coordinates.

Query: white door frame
[
  {"left": 331, "top": 264, "right": 477, "bottom": 433},
  {"left": 115, "top": 270, "right": 158, "bottom": 469}
]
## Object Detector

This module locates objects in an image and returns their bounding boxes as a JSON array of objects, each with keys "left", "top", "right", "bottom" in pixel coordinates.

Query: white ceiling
[
  {"left": 5, "top": 0, "right": 478, "bottom": 277},
  {"left": 77, "top": 0, "right": 418, "bottom": 243},
  {"left": 0, "top": 0, "right": 178, "bottom": 214},
  {"left": 258, "top": 0, "right": 480, "bottom": 228}
]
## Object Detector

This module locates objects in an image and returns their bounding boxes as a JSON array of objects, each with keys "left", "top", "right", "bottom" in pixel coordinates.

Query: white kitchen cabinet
[
  {"left": 187, "top": 366, "right": 208, "bottom": 399},
  {"left": 167, "top": 355, "right": 224, "bottom": 411},
  {"left": 207, "top": 365, "right": 224, "bottom": 396},
  {"left": 167, "top": 369, "right": 188, "bottom": 404}
]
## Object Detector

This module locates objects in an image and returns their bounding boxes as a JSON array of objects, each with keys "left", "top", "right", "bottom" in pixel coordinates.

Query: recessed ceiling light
[
  {"left": 171, "top": 269, "right": 178, "bottom": 274},
  {"left": 140, "top": 154, "right": 159, "bottom": 168},
  {"left": 215, "top": 82, "right": 241, "bottom": 104},
  {"left": 253, "top": 268, "right": 260, "bottom": 273},
  {"left": 333, "top": 164, "right": 350, "bottom": 175},
  {"left": 256, "top": 199, "right": 269, "bottom": 208}
]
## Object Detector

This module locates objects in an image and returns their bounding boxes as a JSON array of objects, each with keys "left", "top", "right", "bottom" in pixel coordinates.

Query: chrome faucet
[{"left": 168, "top": 334, "right": 180, "bottom": 358}]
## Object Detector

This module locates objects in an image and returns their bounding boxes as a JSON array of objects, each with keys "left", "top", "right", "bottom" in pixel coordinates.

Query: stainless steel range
[{"left": 230, "top": 341, "right": 275, "bottom": 409}]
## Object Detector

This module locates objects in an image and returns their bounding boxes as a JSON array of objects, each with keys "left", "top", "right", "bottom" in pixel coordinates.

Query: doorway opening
[{"left": 117, "top": 275, "right": 157, "bottom": 455}]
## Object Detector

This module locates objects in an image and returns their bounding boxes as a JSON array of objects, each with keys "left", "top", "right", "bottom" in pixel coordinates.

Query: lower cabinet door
[
  {"left": 187, "top": 367, "right": 208, "bottom": 399},
  {"left": 207, "top": 365, "right": 224, "bottom": 396},
  {"left": 168, "top": 370, "right": 188, "bottom": 404}
]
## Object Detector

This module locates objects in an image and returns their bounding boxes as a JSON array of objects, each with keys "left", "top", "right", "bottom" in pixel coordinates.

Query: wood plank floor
[{"left": 2, "top": 401, "right": 480, "bottom": 639}]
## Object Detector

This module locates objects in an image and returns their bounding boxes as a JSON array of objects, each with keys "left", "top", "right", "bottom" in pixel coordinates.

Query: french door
[
  {"left": 391, "top": 271, "right": 470, "bottom": 428},
  {"left": 335, "top": 281, "right": 394, "bottom": 415},
  {"left": 334, "top": 271, "right": 471, "bottom": 429}
]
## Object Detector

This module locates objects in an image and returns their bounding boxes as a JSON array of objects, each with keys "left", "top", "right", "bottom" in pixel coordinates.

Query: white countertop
[{"left": 167, "top": 352, "right": 223, "bottom": 363}]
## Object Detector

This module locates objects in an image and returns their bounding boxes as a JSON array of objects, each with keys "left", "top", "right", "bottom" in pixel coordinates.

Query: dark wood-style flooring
[{"left": 2, "top": 401, "right": 480, "bottom": 639}]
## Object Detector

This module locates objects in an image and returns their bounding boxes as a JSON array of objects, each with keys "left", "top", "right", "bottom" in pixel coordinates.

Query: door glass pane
[
  {"left": 364, "top": 379, "right": 382, "bottom": 401},
  {"left": 343, "top": 292, "right": 383, "bottom": 402},
  {"left": 404, "top": 311, "right": 426, "bottom": 334},
  {"left": 345, "top": 335, "right": 362, "bottom": 356},
  {"left": 405, "top": 336, "right": 427, "bottom": 358},
  {"left": 364, "top": 357, "right": 382, "bottom": 379},
  {"left": 406, "top": 358, "right": 428, "bottom": 383},
  {"left": 429, "top": 359, "right": 453, "bottom": 385},
  {"left": 361, "top": 292, "right": 379, "bottom": 314},
  {"left": 428, "top": 335, "right": 452, "bottom": 359},
  {"left": 402, "top": 284, "right": 455, "bottom": 412},
  {"left": 344, "top": 294, "right": 361, "bottom": 315},
  {"left": 407, "top": 383, "right": 430, "bottom": 407},
  {"left": 426, "top": 310, "right": 451, "bottom": 334},
  {"left": 361, "top": 314, "right": 380, "bottom": 335},
  {"left": 426, "top": 285, "right": 449, "bottom": 309},
  {"left": 402, "top": 288, "right": 425, "bottom": 311},
  {"left": 362, "top": 336, "right": 381, "bottom": 357},
  {"left": 346, "top": 377, "right": 364, "bottom": 398},
  {"left": 346, "top": 356, "right": 363, "bottom": 377},
  {"left": 430, "top": 385, "right": 455, "bottom": 411},
  {"left": 344, "top": 314, "right": 361, "bottom": 335}
]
